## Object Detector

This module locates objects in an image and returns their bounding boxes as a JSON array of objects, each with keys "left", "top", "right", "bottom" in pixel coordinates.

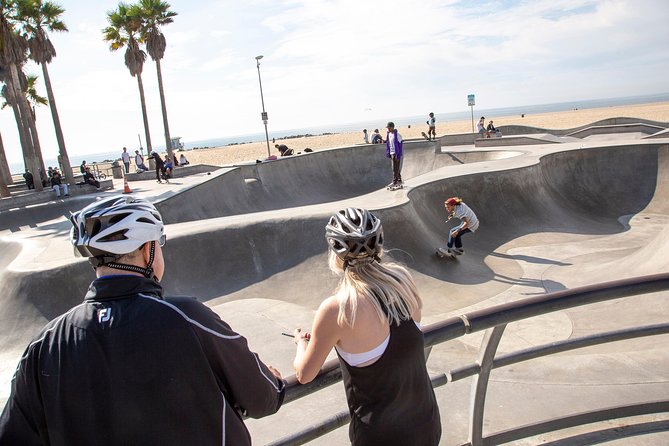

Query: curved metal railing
[{"left": 268, "top": 272, "right": 669, "bottom": 446}]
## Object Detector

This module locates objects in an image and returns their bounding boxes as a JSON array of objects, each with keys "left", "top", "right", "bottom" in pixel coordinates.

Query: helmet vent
[
  {"left": 99, "top": 230, "right": 129, "bottom": 243},
  {"left": 90, "top": 220, "right": 102, "bottom": 237},
  {"left": 109, "top": 213, "right": 130, "bottom": 225}
]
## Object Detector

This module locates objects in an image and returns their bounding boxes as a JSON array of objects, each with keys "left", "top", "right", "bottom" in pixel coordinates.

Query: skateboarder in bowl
[{"left": 437, "top": 197, "right": 479, "bottom": 258}]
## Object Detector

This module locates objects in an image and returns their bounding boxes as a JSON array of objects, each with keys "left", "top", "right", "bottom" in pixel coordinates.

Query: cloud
[{"left": 2, "top": 0, "right": 667, "bottom": 168}]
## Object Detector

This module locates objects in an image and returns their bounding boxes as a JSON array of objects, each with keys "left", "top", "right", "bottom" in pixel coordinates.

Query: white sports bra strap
[{"left": 335, "top": 321, "right": 422, "bottom": 366}]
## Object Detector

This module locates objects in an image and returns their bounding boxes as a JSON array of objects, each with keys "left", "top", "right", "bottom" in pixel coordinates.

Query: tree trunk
[
  {"left": 137, "top": 74, "right": 152, "bottom": 156},
  {"left": 0, "top": 132, "right": 13, "bottom": 186},
  {"left": 42, "top": 62, "right": 74, "bottom": 185},
  {"left": 8, "top": 63, "right": 42, "bottom": 191},
  {"left": 155, "top": 59, "right": 173, "bottom": 161},
  {"left": 0, "top": 133, "right": 10, "bottom": 197},
  {"left": 29, "top": 109, "right": 47, "bottom": 185},
  {"left": 30, "top": 107, "right": 46, "bottom": 177},
  {"left": 9, "top": 102, "right": 31, "bottom": 170},
  {"left": 0, "top": 176, "right": 9, "bottom": 197}
]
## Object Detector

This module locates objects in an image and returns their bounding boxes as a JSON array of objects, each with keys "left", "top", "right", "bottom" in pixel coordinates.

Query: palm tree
[
  {"left": 132, "top": 0, "right": 176, "bottom": 161},
  {"left": 18, "top": 0, "right": 74, "bottom": 185},
  {"left": 23, "top": 72, "right": 47, "bottom": 173},
  {"left": 3, "top": 71, "right": 48, "bottom": 175},
  {"left": 103, "top": 3, "right": 152, "bottom": 156},
  {"left": 0, "top": 66, "right": 14, "bottom": 193},
  {"left": 0, "top": 0, "right": 43, "bottom": 191}
]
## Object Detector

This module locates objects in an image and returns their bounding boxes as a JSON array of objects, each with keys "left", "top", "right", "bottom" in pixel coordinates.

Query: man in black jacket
[
  {"left": 0, "top": 195, "right": 285, "bottom": 445},
  {"left": 82, "top": 165, "right": 101, "bottom": 189}
]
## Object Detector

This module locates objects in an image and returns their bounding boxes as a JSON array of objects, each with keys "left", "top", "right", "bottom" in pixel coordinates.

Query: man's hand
[{"left": 267, "top": 365, "right": 282, "bottom": 380}]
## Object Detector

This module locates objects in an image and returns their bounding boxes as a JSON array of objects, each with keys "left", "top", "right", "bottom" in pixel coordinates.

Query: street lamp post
[{"left": 255, "top": 55, "right": 271, "bottom": 157}]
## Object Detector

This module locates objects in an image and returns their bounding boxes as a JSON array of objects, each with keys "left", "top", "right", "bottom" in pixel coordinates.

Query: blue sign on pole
[{"left": 468, "top": 94, "right": 476, "bottom": 133}]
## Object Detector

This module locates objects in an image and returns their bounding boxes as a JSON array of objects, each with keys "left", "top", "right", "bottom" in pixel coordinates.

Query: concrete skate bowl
[
  {"left": 3, "top": 143, "right": 663, "bottom": 315},
  {"left": 0, "top": 195, "right": 109, "bottom": 234},
  {"left": 153, "top": 143, "right": 523, "bottom": 224},
  {"left": 362, "top": 144, "right": 667, "bottom": 300},
  {"left": 1, "top": 141, "right": 667, "bottom": 414}
]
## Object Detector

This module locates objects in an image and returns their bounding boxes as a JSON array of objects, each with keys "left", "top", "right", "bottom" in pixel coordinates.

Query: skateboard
[
  {"left": 436, "top": 248, "right": 463, "bottom": 259},
  {"left": 435, "top": 248, "right": 455, "bottom": 259},
  {"left": 421, "top": 131, "right": 430, "bottom": 141}
]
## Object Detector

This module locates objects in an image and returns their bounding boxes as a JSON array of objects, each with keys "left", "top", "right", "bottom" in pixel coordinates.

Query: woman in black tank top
[{"left": 291, "top": 208, "right": 441, "bottom": 445}]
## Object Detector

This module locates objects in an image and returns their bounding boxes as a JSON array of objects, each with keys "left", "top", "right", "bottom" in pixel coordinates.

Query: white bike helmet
[
  {"left": 70, "top": 195, "right": 164, "bottom": 275},
  {"left": 325, "top": 208, "right": 383, "bottom": 262}
]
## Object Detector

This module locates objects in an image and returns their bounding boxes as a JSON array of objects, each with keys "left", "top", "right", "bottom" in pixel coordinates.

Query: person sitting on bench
[
  {"left": 83, "top": 166, "right": 101, "bottom": 189},
  {"left": 50, "top": 169, "right": 69, "bottom": 198}
]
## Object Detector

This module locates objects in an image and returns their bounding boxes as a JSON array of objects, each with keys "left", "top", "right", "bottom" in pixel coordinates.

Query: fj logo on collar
[{"left": 98, "top": 308, "right": 112, "bottom": 323}]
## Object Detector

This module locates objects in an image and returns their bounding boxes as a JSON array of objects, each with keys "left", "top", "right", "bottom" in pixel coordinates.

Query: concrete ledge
[
  {"left": 497, "top": 117, "right": 668, "bottom": 137},
  {"left": 0, "top": 179, "right": 113, "bottom": 212},
  {"left": 475, "top": 134, "right": 567, "bottom": 147},
  {"left": 566, "top": 123, "right": 665, "bottom": 138},
  {"left": 644, "top": 128, "right": 669, "bottom": 139},
  {"left": 124, "top": 164, "right": 219, "bottom": 182},
  {"left": 439, "top": 132, "right": 477, "bottom": 146}
]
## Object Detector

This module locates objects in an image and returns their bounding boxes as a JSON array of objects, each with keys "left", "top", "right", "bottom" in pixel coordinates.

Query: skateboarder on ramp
[{"left": 436, "top": 197, "right": 480, "bottom": 258}]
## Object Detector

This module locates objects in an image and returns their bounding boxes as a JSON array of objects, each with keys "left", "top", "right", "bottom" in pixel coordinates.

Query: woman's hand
[
  {"left": 294, "top": 328, "right": 311, "bottom": 344},
  {"left": 292, "top": 297, "right": 342, "bottom": 384}
]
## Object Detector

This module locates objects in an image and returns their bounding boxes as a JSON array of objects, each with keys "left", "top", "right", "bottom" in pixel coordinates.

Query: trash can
[{"left": 111, "top": 161, "right": 124, "bottom": 179}]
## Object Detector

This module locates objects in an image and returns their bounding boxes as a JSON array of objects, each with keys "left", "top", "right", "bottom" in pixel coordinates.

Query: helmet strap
[
  {"left": 343, "top": 255, "right": 381, "bottom": 271},
  {"left": 98, "top": 241, "right": 157, "bottom": 280}
]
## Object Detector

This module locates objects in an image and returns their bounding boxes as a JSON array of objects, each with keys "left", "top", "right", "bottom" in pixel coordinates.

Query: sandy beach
[
  {"left": 181, "top": 101, "right": 669, "bottom": 167},
  {"left": 13, "top": 100, "right": 667, "bottom": 182}
]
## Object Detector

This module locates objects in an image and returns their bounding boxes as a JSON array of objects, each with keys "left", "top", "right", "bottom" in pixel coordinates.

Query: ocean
[{"left": 8, "top": 92, "right": 669, "bottom": 174}]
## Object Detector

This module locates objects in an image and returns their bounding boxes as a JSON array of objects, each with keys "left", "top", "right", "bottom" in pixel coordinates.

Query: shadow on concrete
[{"left": 489, "top": 251, "right": 572, "bottom": 266}]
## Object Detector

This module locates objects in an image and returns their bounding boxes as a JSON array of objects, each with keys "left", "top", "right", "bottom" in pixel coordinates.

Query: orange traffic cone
[{"left": 123, "top": 176, "right": 133, "bottom": 194}]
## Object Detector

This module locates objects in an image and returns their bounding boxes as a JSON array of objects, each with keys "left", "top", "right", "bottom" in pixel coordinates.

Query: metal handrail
[
  {"left": 448, "top": 322, "right": 669, "bottom": 382},
  {"left": 283, "top": 272, "right": 669, "bottom": 402},
  {"left": 271, "top": 272, "right": 669, "bottom": 445}
]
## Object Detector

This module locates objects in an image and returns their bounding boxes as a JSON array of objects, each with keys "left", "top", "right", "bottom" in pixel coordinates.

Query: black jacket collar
[{"left": 85, "top": 275, "right": 163, "bottom": 302}]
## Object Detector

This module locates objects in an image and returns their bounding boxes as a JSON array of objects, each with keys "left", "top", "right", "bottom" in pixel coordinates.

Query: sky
[{"left": 2, "top": 0, "right": 668, "bottom": 167}]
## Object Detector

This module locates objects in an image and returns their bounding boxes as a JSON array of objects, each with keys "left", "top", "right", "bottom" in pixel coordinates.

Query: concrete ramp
[
  {"left": 566, "top": 123, "right": 666, "bottom": 138},
  {"left": 645, "top": 127, "right": 669, "bottom": 139},
  {"left": 155, "top": 143, "right": 523, "bottom": 224},
  {"left": 474, "top": 133, "right": 579, "bottom": 147},
  {"left": 495, "top": 117, "right": 668, "bottom": 137}
]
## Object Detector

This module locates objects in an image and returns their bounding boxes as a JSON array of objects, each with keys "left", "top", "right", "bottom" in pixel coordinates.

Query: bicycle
[{"left": 91, "top": 163, "right": 107, "bottom": 180}]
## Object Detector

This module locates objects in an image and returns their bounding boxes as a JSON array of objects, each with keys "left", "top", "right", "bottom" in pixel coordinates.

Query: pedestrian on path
[
  {"left": 151, "top": 152, "right": 166, "bottom": 183},
  {"left": 121, "top": 147, "right": 131, "bottom": 174},
  {"left": 427, "top": 112, "right": 436, "bottom": 140}
]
